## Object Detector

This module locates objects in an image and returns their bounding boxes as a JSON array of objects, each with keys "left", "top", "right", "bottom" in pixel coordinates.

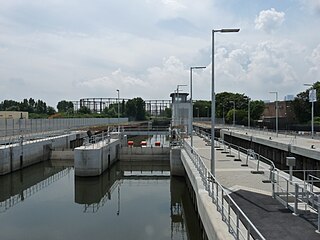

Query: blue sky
[{"left": 0, "top": 0, "right": 320, "bottom": 107}]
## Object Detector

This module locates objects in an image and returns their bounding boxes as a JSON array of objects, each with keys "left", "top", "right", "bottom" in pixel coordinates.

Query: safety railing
[
  {"left": 0, "top": 129, "right": 73, "bottom": 149},
  {"left": 182, "top": 139, "right": 265, "bottom": 240},
  {"left": 273, "top": 169, "right": 320, "bottom": 231},
  {"left": 0, "top": 118, "right": 128, "bottom": 138},
  {"left": 82, "top": 127, "right": 119, "bottom": 148},
  {"left": 196, "top": 128, "right": 320, "bottom": 233}
]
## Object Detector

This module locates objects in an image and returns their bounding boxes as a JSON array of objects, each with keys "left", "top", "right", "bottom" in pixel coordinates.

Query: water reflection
[
  {"left": 0, "top": 160, "right": 203, "bottom": 240},
  {"left": 75, "top": 161, "right": 203, "bottom": 240},
  {"left": 0, "top": 161, "right": 68, "bottom": 213},
  {"left": 75, "top": 160, "right": 170, "bottom": 213}
]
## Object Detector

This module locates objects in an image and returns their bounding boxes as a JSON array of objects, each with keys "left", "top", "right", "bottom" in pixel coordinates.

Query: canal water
[{"left": 0, "top": 160, "right": 203, "bottom": 240}]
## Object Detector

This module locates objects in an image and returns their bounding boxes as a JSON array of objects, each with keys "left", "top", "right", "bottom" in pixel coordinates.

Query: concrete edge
[{"left": 181, "top": 149, "right": 233, "bottom": 240}]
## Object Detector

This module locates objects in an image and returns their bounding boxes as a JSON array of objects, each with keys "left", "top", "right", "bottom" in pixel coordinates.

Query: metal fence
[
  {"left": 194, "top": 129, "right": 320, "bottom": 235},
  {"left": 0, "top": 118, "right": 128, "bottom": 137}
]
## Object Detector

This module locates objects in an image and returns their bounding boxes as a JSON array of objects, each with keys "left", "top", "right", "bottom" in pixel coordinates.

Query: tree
[
  {"left": 78, "top": 106, "right": 91, "bottom": 114},
  {"left": 35, "top": 100, "right": 47, "bottom": 114},
  {"left": 47, "top": 106, "right": 56, "bottom": 115},
  {"left": 193, "top": 100, "right": 211, "bottom": 117},
  {"left": 293, "top": 81, "right": 320, "bottom": 124},
  {"left": 250, "top": 100, "right": 265, "bottom": 123},
  {"left": 125, "top": 97, "right": 146, "bottom": 121},
  {"left": 103, "top": 103, "right": 118, "bottom": 117},
  {"left": 57, "top": 100, "right": 74, "bottom": 113}
]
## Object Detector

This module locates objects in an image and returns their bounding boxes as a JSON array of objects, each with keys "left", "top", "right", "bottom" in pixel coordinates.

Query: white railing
[
  {"left": 182, "top": 139, "right": 265, "bottom": 240},
  {"left": 195, "top": 129, "right": 320, "bottom": 233},
  {"left": 0, "top": 118, "right": 128, "bottom": 137}
]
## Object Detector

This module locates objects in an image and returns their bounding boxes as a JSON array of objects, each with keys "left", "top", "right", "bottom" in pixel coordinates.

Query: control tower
[{"left": 170, "top": 92, "right": 191, "bottom": 135}]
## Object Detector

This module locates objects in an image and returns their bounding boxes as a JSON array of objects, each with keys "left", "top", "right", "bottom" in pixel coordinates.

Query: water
[{"left": 0, "top": 160, "right": 203, "bottom": 240}]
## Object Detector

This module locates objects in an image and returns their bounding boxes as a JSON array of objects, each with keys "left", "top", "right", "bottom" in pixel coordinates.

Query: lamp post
[
  {"left": 116, "top": 89, "right": 120, "bottom": 133},
  {"left": 269, "top": 91, "right": 278, "bottom": 137},
  {"left": 205, "top": 106, "right": 209, "bottom": 118},
  {"left": 245, "top": 97, "right": 251, "bottom": 129},
  {"left": 190, "top": 66, "right": 206, "bottom": 149},
  {"left": 229, "top": 101, "right": 235, "bottom": 127},
  {"left": 304, "top": 84, "right": 316, "bottom": 138},
  {"left": 211, "top": 28, "right": 240, "bottom": 176},
  {"left": 196, "top": 107, "right": 199, "bottom": 118}
]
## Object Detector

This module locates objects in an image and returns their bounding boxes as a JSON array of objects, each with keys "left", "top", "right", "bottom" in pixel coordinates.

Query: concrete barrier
[
  {"left": 74, "top": 139, "right": 120, "bottom": 177},
  {"left": 170, "top": 148, "right": 185, "bottom": 176},
  {"left": 119, "top": 147, "right": 170, "bottom": 161},
  {"left": 0, "top": 131, "right": 85, "bottom": 175}
]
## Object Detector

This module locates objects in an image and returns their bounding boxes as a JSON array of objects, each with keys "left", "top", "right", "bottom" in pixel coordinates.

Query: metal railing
[
  {"left": 182, "top": 139, "right": 265, "bottom": 240},
  {"left": 195, "top": 128, "right": 320, "bottom": 233},
  {"left": 0, "top": 118, "right": 128, "bottom": 138},
  {"left": 82, "top": 127, "right": 119, "bottom": 148}
]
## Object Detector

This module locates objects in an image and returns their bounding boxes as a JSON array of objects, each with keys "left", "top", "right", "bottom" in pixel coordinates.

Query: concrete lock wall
[
  {"left": 0, "top": 132, "right": 84, "bottom": 175},
  {"left": 74, "top": 139, "right": 120, "bottom": 177},
  {"left": 170, "top": 147, "right": 185, "bottom": 176},
  {"left": 119, "top": 147, "right": 170, "bottom": 161}
]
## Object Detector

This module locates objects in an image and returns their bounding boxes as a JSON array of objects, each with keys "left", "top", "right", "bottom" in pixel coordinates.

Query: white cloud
[
  {"left": 307, "top": 44, "right": 320, "bottom": 81},
  {"left": 302, "top": 0, "right": 320, "bottom": 14},
  {"left": 0, "top": 0, "right": 319, "bottom": 107},
  {"left": 211, "top": 40, "right": 306, "bottom": 101},
  {"left": 255, "top": 8, "right": 285, "bottom": 33}
]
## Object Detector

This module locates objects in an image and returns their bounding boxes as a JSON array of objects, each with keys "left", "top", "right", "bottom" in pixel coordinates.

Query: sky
[{"left": 0, "top": 0, "right": 320, "bottom": 108}]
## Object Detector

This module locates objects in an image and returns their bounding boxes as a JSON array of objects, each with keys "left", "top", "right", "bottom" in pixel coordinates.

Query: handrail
[
  {"left": 182, "top": 138, "right": 266, "bottom": 240},
  {"left": 196, "top": 129, "right": 320, "bottom": 232}
]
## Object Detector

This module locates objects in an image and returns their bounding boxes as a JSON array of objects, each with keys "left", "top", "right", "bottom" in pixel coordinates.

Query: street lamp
[
  {"left": 190, "top": 66, "right": 206, "bottom": 149},
  {"left": 245, "top": 97, "right": 251, "bottom": 129},
  {"left": 211, "top": 28, "right": 240, "bottom": 176},
  {"left": 269, "top": 91, "right": 278, "bottom": 137},
  {"left": 116, "top": 89, "right": 120, "bottom": 132},
  {"left": 229, "top": 101, "right": 235, "bottom": 127},
  {"left": 196, "top": 107, "right": 199, "bottom": 118},
  {"left": 304, "top": 84, "right": 316, "bottom": 138}
]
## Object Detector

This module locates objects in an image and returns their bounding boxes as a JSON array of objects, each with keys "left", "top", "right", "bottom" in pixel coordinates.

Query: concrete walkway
[
  {"left": 191, "top": 135, "right": 320, "bottom": 240},
  {"left": 195, "top": 122, "right": 320, "bottom": 156}
]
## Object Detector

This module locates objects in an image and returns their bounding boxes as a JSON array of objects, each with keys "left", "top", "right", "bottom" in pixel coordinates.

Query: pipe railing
[
  {"left": 194, "top": 128, "right": 320, "bottom": 232},
  {"left": 183, "top": 138, "right": 265, "bottom": 240}
]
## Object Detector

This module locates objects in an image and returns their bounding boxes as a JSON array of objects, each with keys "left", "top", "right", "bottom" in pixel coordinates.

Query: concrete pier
[{"left": 74, "top": 139, "right": 121, "bottom": 177}]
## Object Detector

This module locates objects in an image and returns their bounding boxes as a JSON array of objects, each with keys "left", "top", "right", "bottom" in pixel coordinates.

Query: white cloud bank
[{"left": 255, "top": 8, "right": 285, "bottom": 33}]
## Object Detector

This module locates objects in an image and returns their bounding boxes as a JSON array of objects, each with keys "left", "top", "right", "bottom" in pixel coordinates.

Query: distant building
[
  {"left": 284, "top": 95, "right": 295, "bottom": 101},
  {"left": 0, "top": 111, "right": 29, "bottom": 119},
  {"left": 260, "top": 101, "right": 296, "bottom": 130}
]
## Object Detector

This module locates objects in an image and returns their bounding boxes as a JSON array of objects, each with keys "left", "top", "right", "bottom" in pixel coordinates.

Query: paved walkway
[
  {"left": 191, "top": 135, "right": 320, "bottom": 240},
  {"left": 195, "top": 122, "right": 320, "bottom": 153}
]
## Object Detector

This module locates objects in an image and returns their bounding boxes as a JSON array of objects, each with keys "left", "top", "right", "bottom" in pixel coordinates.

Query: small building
[
  {"left": 260, "top": 101, "right": 296, "bottom": 130},
  {"left": 170, "top": 92, "right": 191, "bottom": 134},
  {"left": 0, "top": 111, "right": 29, "bottom": 120}
]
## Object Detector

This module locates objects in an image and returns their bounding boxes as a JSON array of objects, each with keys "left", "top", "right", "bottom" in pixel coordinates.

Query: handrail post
[
  {"left": 221, "top": 188, "right": 224, "bottom": 220},
  {"left": 272, "top": 169, "right": 275, "bottom": 198},
  {"left": 293, "top": 183, "right": 299, "bottom": 216},
  {"left": 236, "top": 210, "right": 240, "bottom": 239},
  {"left": 317, "top": 195, "right": 320, "bottom": 234},
  {"left": 286, "top": 179, "right": 289, "bottom": 208}
]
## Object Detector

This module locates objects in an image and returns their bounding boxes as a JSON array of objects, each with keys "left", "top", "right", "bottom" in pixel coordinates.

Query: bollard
[{"left": 234, "top": 146, "right": 241, "bottom": 161}]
